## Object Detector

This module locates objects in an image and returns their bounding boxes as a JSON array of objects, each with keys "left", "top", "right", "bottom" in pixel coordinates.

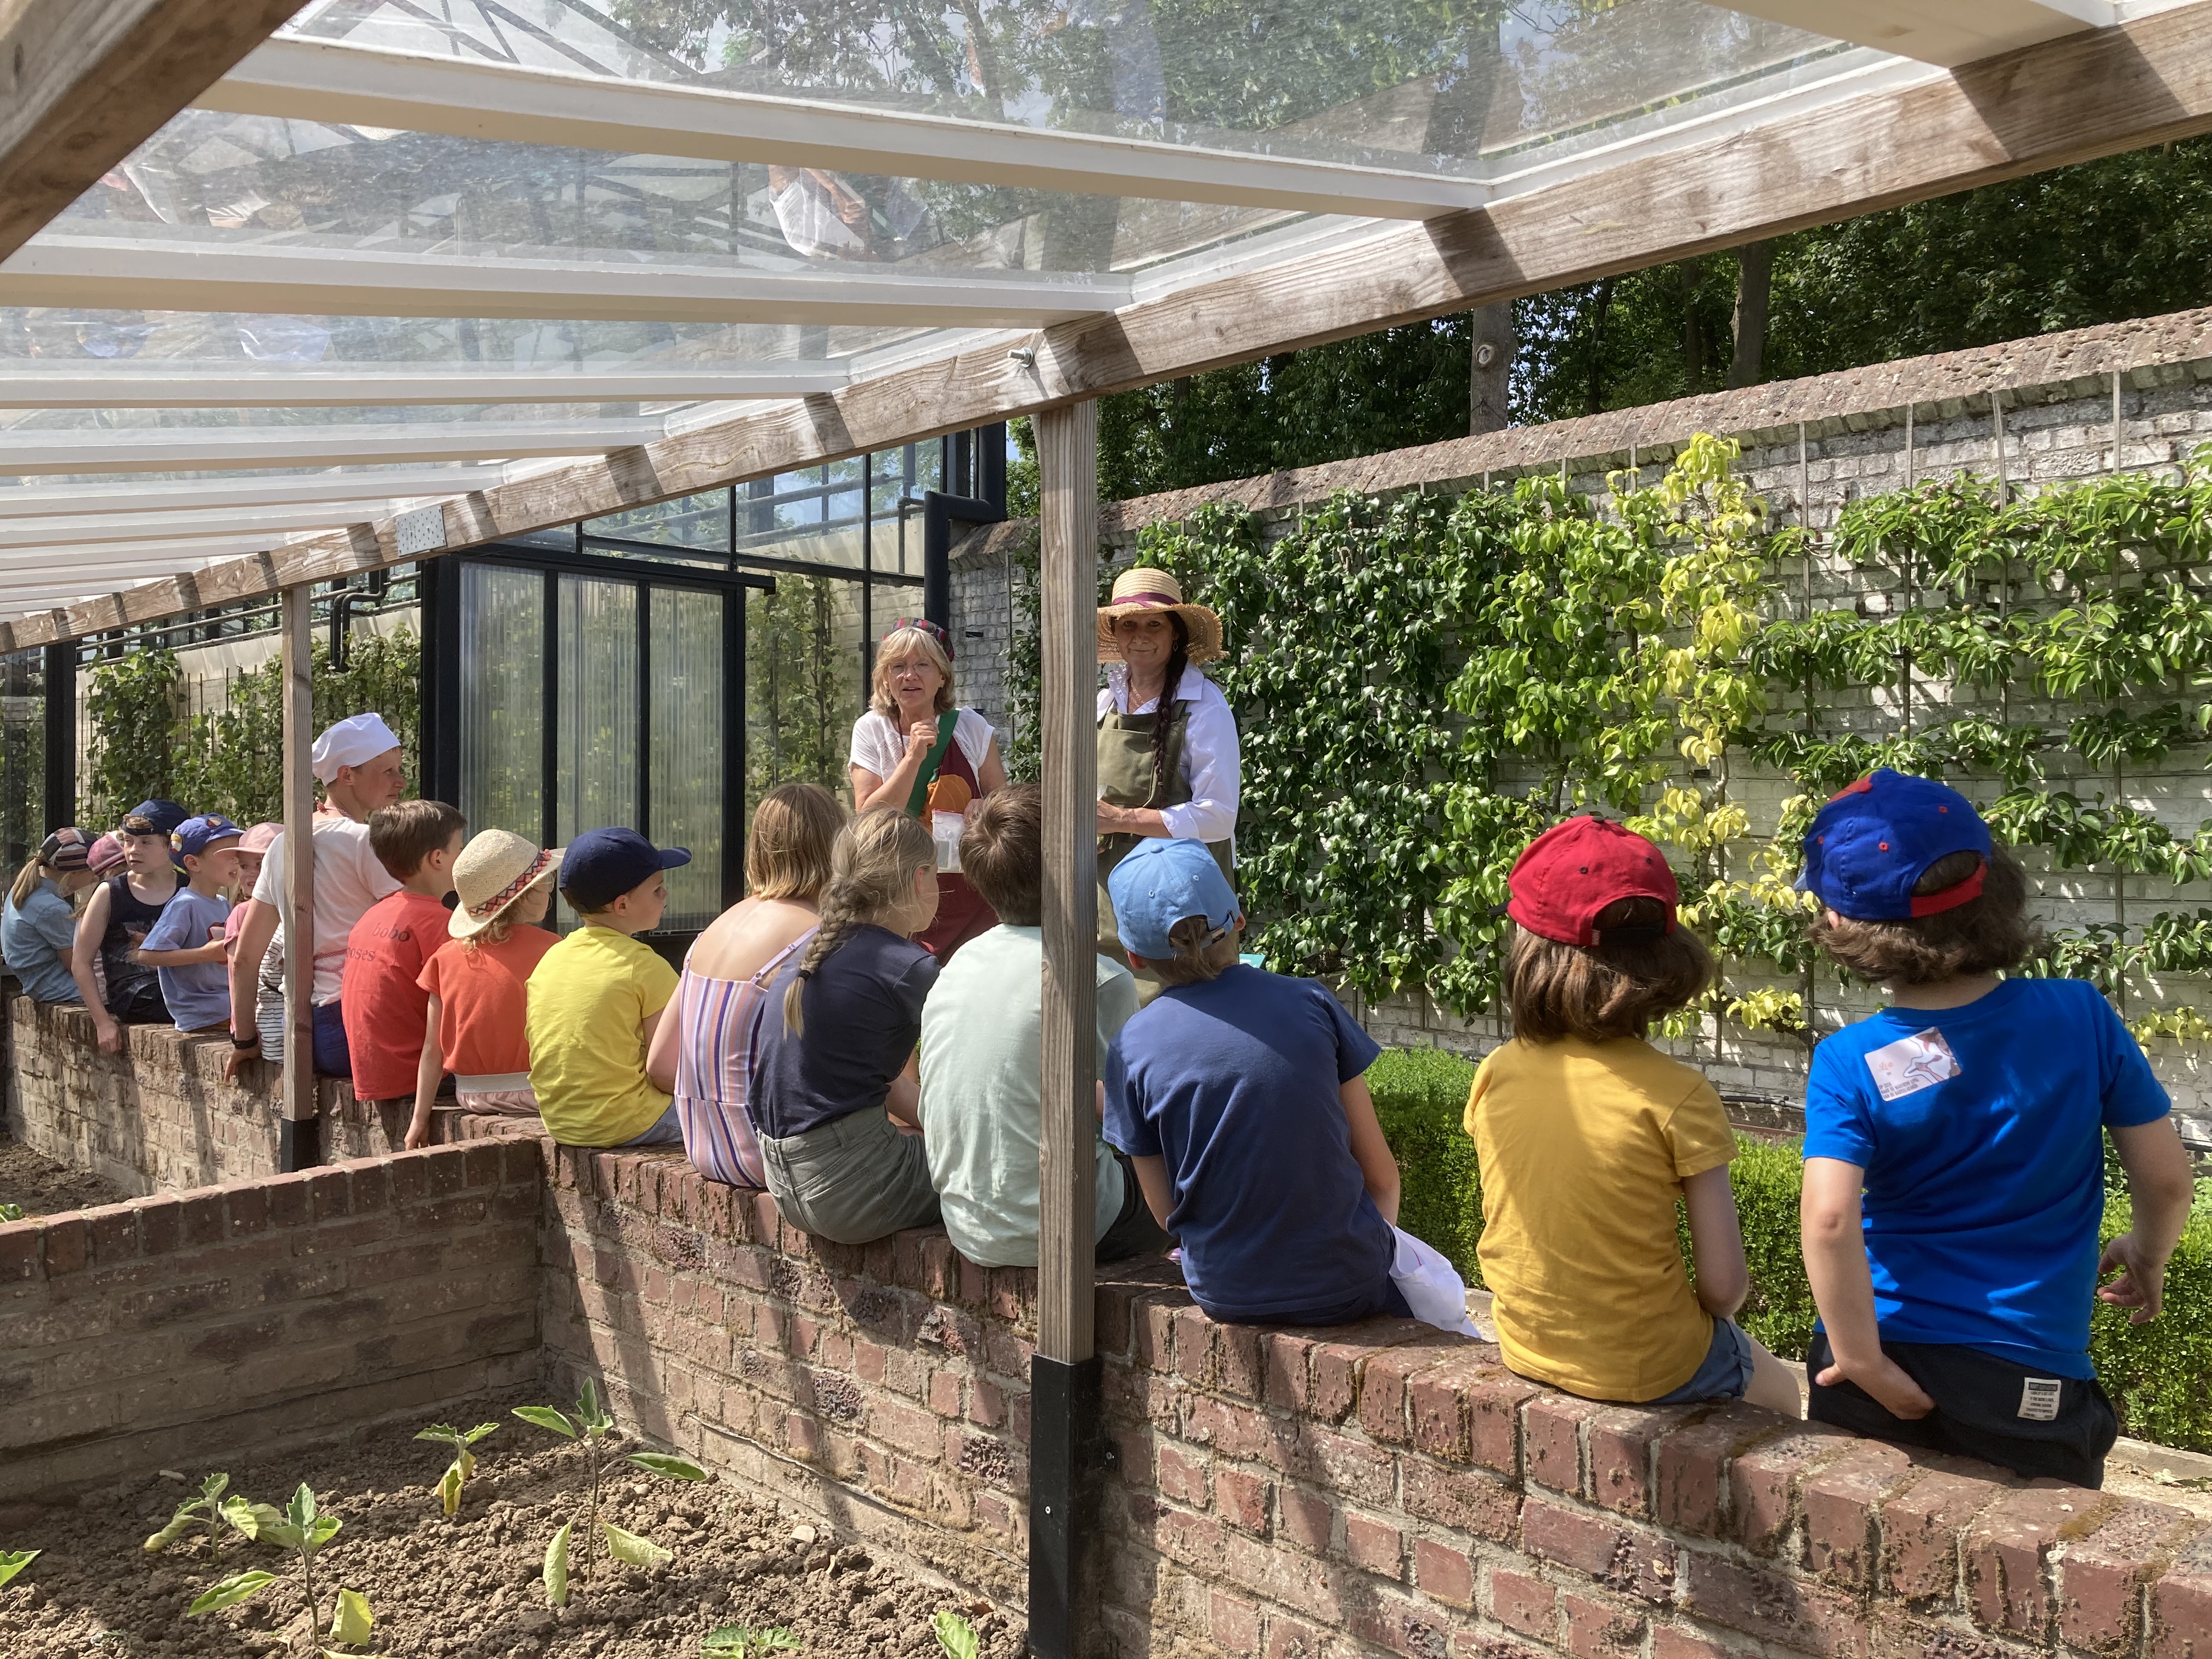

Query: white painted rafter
[
  {"left": 0, "top": 362, "right": 851, "bottom": 408},
  {"left": 1720, "top": 1, "right": 2113, "bottom": 68},
  {"left": 0, "top": 467, "right": 523, "bottom": 519},
  {"left": 200, "top": 36, "right": 1483, "bottom": 221},
  {"left": 0, "top": 419, "right": 664, "bottom": 475},
  {"left": 0, "top": 500, "right": 405, "bottom": 549}
]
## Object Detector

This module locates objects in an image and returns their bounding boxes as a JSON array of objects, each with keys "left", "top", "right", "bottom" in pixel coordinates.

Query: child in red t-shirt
[
  {"left": 407, "top": 830, "right": 562, "bottom": 1148},
  {"left": 341, "top": 801, "right": 466, "bottom": 1109}
]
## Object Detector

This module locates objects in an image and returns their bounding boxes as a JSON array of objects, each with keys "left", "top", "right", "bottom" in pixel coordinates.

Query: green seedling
[
  {"left": 186, "top": 1481, "right": 373, "bottom": 1646},
  {"left": 0, "top": 1549, "right": 40, "bottom": 1588},
  {"left": 933, "top": 1611, "right": 980, "bottom": 1659},
  {"left": 144, "top": 1472, "right": 231, "bottom": 1554},
  {"left": 0, "top": 1201, "right": 25, "bottom": 1222},
  {"left": 704, "top": 1625, "right": 800, "bottom": 1657},
  {"left": 414, "top": 1421, "right": 498, "bottom": 1517},
  {"left": 514, "top": 1377, "right": 707, "bottom": 1605}
]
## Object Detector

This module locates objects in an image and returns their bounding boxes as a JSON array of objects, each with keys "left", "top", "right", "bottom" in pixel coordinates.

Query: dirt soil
[
  {"left": 0, "top": 1131, "right": 129, "bottom": 1217},
  {"left": 0, "top": 1389, "right": 1026, "bottom": 1659}
]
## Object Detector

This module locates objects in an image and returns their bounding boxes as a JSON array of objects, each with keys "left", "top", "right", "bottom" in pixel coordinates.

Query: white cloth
[
  {"left": 251, "top": 816, "right": 401, "bottom": 1005},
  {"left": 1390, "top": 1227, "right": 1482, "bottom": 1338},
  {"left": 310, "top": 712, "right": 402, "bottom": 782},
  {"left": 1097, "top": 665, "right": 1240, "bottom": 845},
  {"left": 849, "top": 707, "right": 995, "bottom": 789}
]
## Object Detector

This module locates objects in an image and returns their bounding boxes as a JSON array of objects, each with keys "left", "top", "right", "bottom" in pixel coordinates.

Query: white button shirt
[{"left": 1098, "top": 664, "right": 1241, "bottom": 845}]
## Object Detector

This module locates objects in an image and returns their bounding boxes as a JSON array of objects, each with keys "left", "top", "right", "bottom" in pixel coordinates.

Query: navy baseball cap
[
  {"left": 125, "top": 799, "right": 189, "bottom": 838},
  {"left": 172, "top": 814, "right": 244, "bottom": 859},
  {"left": 560, "top": 827, "right": 690, "bottom": 912},
  {"left": 1799, "top": 770, "right": 1991, "bottom": 921},
  {"left": 1107, "top": 837, "right": 1238, "bottom": 961}
]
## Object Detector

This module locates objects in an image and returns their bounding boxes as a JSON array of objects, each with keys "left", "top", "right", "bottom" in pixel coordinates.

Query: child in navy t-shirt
[
  {"left": 1799, "top": 771, "right": 2194, "bottom": 1487},
  {"left": 1102, "top": 838, "right": 1408, "bottom": 1327}
]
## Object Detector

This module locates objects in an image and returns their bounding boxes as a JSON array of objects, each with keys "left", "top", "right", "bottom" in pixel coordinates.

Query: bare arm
[
  {"left": 852, "top": 721, "right": 939, "bottom": 812},
  {"left": 1130, "top": 1153, "right": 1175, "bottom": 1229},
  {"left": 223, "top": 898, "right": 281, "bottom": 1080},
  {"left": 1341, "top": 1075, "right": 1401, "bottom": 1227},
  {"left": 1801, "top": 1156, "right": 1933, "bottom": 1419},
  {"left": 975, "top": 737, "right": 1007, "bottom": 798},
  {"left": 2100, "top": 1118, "right": 2197, "bottom": 1323},
  {"left": 645, "top": 992, "right": 682, "bottom": 1095},
  {"left": 138, "top": 939, "right": 228, "bottom": 968},
  {"left": 1681, "top": 1164, "right": 1750, "bottom": 1317},
  {"left": 885, "top": 1048, "right": 922, "bottom": 1130},
  {"left": 407, "top": 997, "right": 443, "bottom": 1150},
  {"left": 639, "top": 1007, "right": 670, "bottom": 1093},
  {"left": 71, "top": 884, "right": 119, "bottom": 1047}
]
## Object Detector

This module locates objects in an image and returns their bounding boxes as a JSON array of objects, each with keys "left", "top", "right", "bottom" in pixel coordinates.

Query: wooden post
[
  {"left": 1029, "top": 398, "right": 1099, "bottom": 1659},
  {"left": 279, "top": 583, "right": 319, "bottom": 1171}
]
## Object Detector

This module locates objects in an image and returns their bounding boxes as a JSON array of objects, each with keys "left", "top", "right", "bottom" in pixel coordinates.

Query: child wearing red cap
[
  {"left": 1464, "top": 814, "right": 1801, "bottom": 1414},
  {"left": 1799, "top": 770, "right": 2193, "bottom": 1486}
]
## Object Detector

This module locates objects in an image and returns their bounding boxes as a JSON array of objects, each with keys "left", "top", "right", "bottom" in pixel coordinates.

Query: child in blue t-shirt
[
  {"left": 137, "top": 815, "right": 243, "bottom": 1035},
  {"left": 1799, "top": 771, "right": 2195, "bottom": 1487},
  {"left": 1103, "top": 838, "right": 1469, "bottom": 1330}
]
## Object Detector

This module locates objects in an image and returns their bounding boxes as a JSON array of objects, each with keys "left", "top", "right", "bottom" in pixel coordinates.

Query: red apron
[{"left": 915, "top": 729, "right": 998, "bottom": 963}]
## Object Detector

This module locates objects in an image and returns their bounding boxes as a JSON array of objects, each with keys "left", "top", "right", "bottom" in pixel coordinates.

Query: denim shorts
[{"left": 1649, "top": 1317, "right": 1755, "bottom": 1404}]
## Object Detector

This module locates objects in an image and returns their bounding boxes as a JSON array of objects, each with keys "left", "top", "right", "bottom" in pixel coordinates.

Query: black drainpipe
[{"left": 922, "top": 490, "right": 1007, "bottom": 634}]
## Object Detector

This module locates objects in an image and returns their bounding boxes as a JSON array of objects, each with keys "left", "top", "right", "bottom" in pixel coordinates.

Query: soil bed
[
  {"left": 0, "top": 1388, "right": 1023, "bottom": 1659},
  {"left": 0, "top": 1131, "right": 129, "bottom": 1217}
]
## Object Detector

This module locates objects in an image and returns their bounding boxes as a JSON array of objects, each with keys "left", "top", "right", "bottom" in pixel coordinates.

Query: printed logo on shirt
[
  {"left": 1863, "top": 1026, "right": 1961, "bottom": 1102},
  {"left": 2018, "top": 1377, "right": 2063, "bottom": 1421}
]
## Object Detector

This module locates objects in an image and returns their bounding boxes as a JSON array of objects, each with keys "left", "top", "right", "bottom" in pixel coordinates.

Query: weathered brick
[
  {"left": 1400, "top": 1457, "right": 1520, "bottom": 1542},
  {"left": 1655, "top": 1405, "right": 1787, "bottom": 1537},
  {"left": 1523, "top": 1393, "right": 1601, "bottom": 1497},
  {"left": 1727, "top": 1423, "right": 1857, "bottom": 1555},
  {"left": 1650, "top": 1626, "right": 1735, "bottom": 1659},
  {"left": 1491, "top": 1567, "right": 1557, "bottom": 1639},
  {"left": 1408, "top": 1356, "right": 1532, "bottom": 1471},
  {"left": 1521, "top": 1498, "right": 1676, "bottom": 1602},
  {"left": 1211, "top": 1589, "right": 1262, "bottom": 1656},
  {"left": 1158, "top": 1443, "right": 1211, "bottom": 1508},
  {"left": 1346, "top": 1514, "right": 1404, "bottom": 1578},
  {"left": 1682, "top": 1553, "right": 1866, "bottom": 1659},
  {"left": 1359, "top": 1339, "right": 1469, "bottom": 1444},
  {"left": 1883, "top": 1468, "right": 2008, "bottom": 1603},
  {"left": 1561, "top": 1592, "right": 1646, "bottom": 1659},
  {"left": 1279, "top": 1488, "right": 1334, "bottom": 1555},
  {"left": 1969, "top": 1486, "right": 2105, "bottom": 1640},
  {"left": 1415, "top": 1539, "right": 1475, "bottom": 1609},
  {"left": 2150, "top": 1529, "right": 2212, "bottom": 1659},
  {"left": 1185, "top": 1396, "right": 1278, "bottom": 1462},
  {"left": 1216, "top": 1468, "right": 1271, "bottom": 1535},
  {"left": 1802, "top": 1441, "right": 1916, "bottom": 1590},
  {"left": 2061, "top": 1500, "right": 2202, "bottom": 1657},
  {"left": 1589, "top": 1404, "right": 1700, "bottom": 1519}
]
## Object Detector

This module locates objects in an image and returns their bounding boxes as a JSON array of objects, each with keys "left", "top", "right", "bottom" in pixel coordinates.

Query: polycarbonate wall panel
[
  {"left": 648, "top": 586, "right": 724, "bottom": 930},
  {"left": 456, "top": 563, "right": 544, "bottom": 845},
  {"left": 554, "top": 574, "right": 639, "bottom": 871},
  {"left": 586, "top": 491, "right": 730, "bottom": 558},
  {"left": 746, "top": 577, "right": 867, "bottom": 825}
]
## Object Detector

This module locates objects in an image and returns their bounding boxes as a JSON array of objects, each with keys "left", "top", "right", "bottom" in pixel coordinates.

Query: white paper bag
[{"left": 1389, "top": 1226, "right": 1481, "bottom": 1337}]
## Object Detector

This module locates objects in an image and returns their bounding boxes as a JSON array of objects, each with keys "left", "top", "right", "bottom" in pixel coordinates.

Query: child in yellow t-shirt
[{"left": 1464, "top": 815, "right": 1799, "bottom": 1414}]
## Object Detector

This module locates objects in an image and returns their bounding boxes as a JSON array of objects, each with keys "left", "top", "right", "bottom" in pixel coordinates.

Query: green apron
[{"left": 1097, "top": 701, "right": 1234, "bottom": 977}]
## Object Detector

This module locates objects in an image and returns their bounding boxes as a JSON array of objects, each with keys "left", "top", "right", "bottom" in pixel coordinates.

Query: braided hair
[
  {"left": 1146, "top": 613, "right": 1192, "bottom": 804},
  {"left": 781, "top": 806, "right": 935, "bottom": 1037}
]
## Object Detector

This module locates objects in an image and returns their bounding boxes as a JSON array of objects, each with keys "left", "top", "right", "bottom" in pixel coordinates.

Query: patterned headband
[
  {"left": 471, "top": 851, "right": 556, "bottom": 918},
  {"left": 885, "top": 617, "right": 952, "bottom": 658}
]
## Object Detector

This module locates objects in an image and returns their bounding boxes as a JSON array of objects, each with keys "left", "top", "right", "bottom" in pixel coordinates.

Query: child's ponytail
[{"left": 782, "top": 808, "right": 934, "bottom": 1037}]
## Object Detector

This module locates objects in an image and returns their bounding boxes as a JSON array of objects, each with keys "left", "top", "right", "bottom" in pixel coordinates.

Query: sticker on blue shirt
[{"left": 1863, "top": 1027, "right": 1961, "bottom": 1101}]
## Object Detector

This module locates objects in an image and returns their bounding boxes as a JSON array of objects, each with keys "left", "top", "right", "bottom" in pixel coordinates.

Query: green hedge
[{"left": 1369, "top": 1046, "right": 2212, "bottom": 1453}]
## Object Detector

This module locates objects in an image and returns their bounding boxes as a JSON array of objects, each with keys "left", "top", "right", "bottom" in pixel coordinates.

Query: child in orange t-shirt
[
  {"left": 342, "top": 801, "right": 466, "bottom": 1107},
  {"left": 408, "top": 830, "right": 562, "bottom": 1148}
]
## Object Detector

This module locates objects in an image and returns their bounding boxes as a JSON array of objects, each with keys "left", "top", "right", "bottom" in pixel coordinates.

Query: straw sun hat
[
  {"left": 449, "top": 829, "right": 563, "bottom": 940},
  {"left": 1096, "top": 567, "right": 1224, "bottom": 664}
]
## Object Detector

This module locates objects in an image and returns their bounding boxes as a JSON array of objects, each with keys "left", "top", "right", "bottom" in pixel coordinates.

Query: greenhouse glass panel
[
  {"left": 648, "top": 586, "right": 725, "bottom": 930},
  {"left": 456, "top": 563, "right": 545, "bottom": 844},
  {"left": 554, "top": 574, "right": 640, "bottom": 865}
]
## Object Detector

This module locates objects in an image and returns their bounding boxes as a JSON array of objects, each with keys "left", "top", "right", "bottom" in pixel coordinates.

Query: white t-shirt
[
  {"left": 252, "top": 815, "right": 402, "bottom": 1006},
  {"left": 850, "top": 707, "right": 996, "bottom": 789}
]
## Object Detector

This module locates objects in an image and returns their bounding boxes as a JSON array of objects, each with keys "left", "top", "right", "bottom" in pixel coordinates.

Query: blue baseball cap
[
  {"left": 1799, "top": 770, "right": 1991, "bottom": 921},
  {"left": 172, "top": 815, "right": 244, "bottom": 859},
  {"left": 561, "top": 827, "right": 690, "bottom": 912},
  {"left": 1107, "top": 838, "right": 1239, "bottom": 961},
  {"left": 125, "top": 799, "right": 189, "bottom": 838}
]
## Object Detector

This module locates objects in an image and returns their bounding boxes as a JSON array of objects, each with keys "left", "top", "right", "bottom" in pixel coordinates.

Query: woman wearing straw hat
[
  {"left": 850, "top": 617, "right": 1007, "bottom": 963},
  {"left": 1096, "top": 567, "right": 1240, "bottom": 982},
  {"left": 405, "top": 830, "right": 563, "bottom": 1149}
]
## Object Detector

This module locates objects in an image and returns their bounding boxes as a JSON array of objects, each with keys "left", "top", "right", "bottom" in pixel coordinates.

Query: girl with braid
[
  {"left": 748, "top": 808, "right": 945, "bottom": 1244},
  {"left": 1095, "top": 568, "right": 1242, "bottom": 999}
]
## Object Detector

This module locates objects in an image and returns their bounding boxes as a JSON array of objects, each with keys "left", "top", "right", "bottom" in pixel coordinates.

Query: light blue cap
[{"left": 1107, "top": 838, "right": 1238, "bottom": 961}]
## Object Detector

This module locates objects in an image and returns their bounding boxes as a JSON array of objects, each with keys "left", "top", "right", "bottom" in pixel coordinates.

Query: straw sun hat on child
[
  {"left": 1097, "top": 567, "right": 1223, "bottom": 664},
  {"left": 449, "top": 830, "right": 562, "bottom": 940}
]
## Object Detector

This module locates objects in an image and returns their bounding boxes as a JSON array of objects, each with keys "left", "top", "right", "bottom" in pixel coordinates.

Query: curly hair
[
  {"left": 1810, "top": 844, "right": 2040, "bottom": 985},
  {"left": 1504, "top": 897, "right": 1716, "bottom": 1043}
]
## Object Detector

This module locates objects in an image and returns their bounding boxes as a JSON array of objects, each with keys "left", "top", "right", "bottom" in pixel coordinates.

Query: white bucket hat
[{"left": 449, "top": 829, "right": 563, "bottom": 940}]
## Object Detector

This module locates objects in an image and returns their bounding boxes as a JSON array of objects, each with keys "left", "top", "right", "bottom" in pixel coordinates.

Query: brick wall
[
  {"left": 524, "top": 1132, "right": 2212, "bottom": 1659},
  {"left": 0, "top": 1138, "right": 543, "bottom": 1497},
  {"left": 4, "top": 992, "right": 408, "bottom": 1198}
]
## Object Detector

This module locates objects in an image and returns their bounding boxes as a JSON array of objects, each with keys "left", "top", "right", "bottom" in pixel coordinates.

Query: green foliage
[
  {"left": 933, "top": 1611, "right": 981, "bottom": 1659},
  {"left": 515, "top": 1377, "right": 707, "bottom": 1605},
  {"left": 186, "top": 1482, "right": 366, "bottom": 1643},
  {"left": 748, "top": 576, "right": 862, "bottom": 811},
  {"left": 83, "top": 648, "right": 183, "bottom": 826},
  {"left": 2092, "top": 1182, "right": 2212, "bottom": 1454},
  {"left": 0, "top": 1201, "right": 23, "bottom": 1223},
  {"left": 705, "top": 1626, "right": 800, "bottom": 1657},
  {"left": 144, "top": 1472, "right": 232, "bottom": 1554},
  {"left": 415, "top": 1421, "right": 497, "bottom": 1519},
  {"left": 1367, "top": 1047, "right": 1482, "bottom": 1284},
  {"left": 0, "top": 1549, "right": 38, "bottom": 1589}
]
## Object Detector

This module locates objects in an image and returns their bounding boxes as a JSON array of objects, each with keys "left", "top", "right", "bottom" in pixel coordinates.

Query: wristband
[{"left": 231, "top": 1034, "right": 261, "bottom": 1051}]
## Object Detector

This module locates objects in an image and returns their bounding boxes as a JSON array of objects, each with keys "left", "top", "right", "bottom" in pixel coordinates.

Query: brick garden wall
[
  {"left": 523, "top": 1131, "right": 2212, "bottom": 1659},
  {"left": 0, "top": 1137, "right": 543, "bottom": 1497},
  {"left": 4, "top": 991, "right": 408, "bottom": 1198}
]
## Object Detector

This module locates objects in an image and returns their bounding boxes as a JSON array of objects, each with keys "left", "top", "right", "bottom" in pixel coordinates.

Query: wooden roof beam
[
  {"left": 9, "top": 0, "right": 2212, "bottom": 648},
  {"left": 1724, "top": 0, "right": 2112, "bottom": 69}
]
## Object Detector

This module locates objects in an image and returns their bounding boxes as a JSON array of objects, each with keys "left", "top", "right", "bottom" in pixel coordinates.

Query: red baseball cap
[{"left": 1506, "top": 815, "right": 1679, "bottom": 946}]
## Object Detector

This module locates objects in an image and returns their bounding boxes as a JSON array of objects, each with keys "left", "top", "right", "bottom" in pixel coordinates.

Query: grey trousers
[{"left": 758, "top": 1105, "right": 940, "bottom": 1245}]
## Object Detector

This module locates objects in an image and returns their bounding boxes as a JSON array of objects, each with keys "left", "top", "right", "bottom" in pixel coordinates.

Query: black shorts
[{"left": 1805, "top": 1331, "right": 2118, "bottom": 1488}]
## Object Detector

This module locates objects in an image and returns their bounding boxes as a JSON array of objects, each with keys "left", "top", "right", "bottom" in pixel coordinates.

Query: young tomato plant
[
  {"left": 514, "top": 1376, "right": 708, "bottom": 1605},
  {"left": 933, "top": 1611, "right": 981, "bottom": 1659},
  {"left": 144, "top": 1473, "right": 231, "bottom": 1554},
  {"left": 187, "top": 1481, "right": 376, "bottom": 1649},
  {"left": 415, "top": 1421, "right": 498, "bottom": 1517},
  {"left": 704, "top": 1626, "right": 801, "bottom": 1657},
  {"left": 0, "top": 1549, "right": 40, "bottom": 1588}
]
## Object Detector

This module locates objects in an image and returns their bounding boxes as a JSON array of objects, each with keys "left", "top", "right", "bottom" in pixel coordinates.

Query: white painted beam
[
  {"left": 0, "top": 502, "right": 407, "bottom": 549},
  {"left": 0, "top": 536, "right": 283, "bottom": 572},
  {"left": 0, "top": 467, "right": 521, "bottom": 519},
  {"left": 0, "top": 363, "right": 851, "bottom": 409},
  {"left": 0, "top": 419, "right": 663, "bottom": 475},
  {"left": 0, "top": 235, "right": 1131, "bottom": 326},
  {"left": 204, "top": 37, "right": 1481, "bottom": 221},
  {"left": 1719, "top": 0, "right": 2112, "bottom": 68}
]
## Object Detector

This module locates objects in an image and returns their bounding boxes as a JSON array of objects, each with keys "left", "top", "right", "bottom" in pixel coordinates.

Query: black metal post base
[
  {"left": 1026, "top": 1353, "right": 1102, "bottom": 1659},
  {"left": 279, "top": 1115, "right": 320, "bottom": 1173}
]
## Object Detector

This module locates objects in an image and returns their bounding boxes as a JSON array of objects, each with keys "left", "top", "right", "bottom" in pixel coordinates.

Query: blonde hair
[
  {"left": 463, "top": 872, "right": 552, "bottom": 954},
  {"left": 9, "top": 856, "right": 43, "bottom": 910},
  {"left": 1148, "top": 913, "right": 1243, "bottom": 988},
  {"left": 782, "top": 808, "right": 934, "bottom": 1037},
  {"left": 869, "top": 626, "right": 956, "bottom": 720},
  {"left": 747, "top": 782, "right": 846, "bottom": 901}
]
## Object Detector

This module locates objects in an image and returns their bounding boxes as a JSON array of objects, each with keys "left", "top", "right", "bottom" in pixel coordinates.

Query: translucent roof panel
[{"left": 279, "top": 0, "right": 1874, "bottom": 182}]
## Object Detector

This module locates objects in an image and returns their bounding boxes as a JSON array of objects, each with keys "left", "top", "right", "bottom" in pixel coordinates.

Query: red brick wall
[
  {"left": 0, "top": 1138, "right": 543, "bottom": 1496},
  {"left": 534, "top": 1135, "right": 2212, "bottom": 1659},
  {"left": 5, "top": 992, "right": 408, "bottom": 1197}
]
